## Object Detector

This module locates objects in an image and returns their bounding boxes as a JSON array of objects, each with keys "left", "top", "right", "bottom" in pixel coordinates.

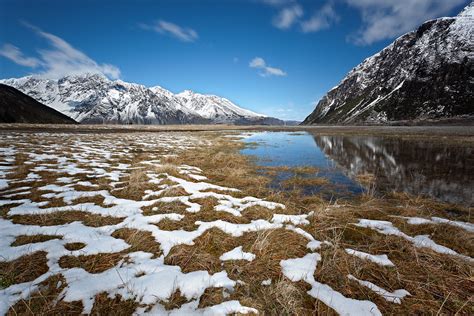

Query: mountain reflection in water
[
  {"left": 241, "top": 132, "right": 473, "bottom": 205},
  {"left": 311, "top": 134, "right": 473, "bottom": 205}
]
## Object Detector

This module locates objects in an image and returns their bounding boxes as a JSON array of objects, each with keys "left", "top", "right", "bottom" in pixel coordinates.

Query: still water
[{"left": 241, "top": 132, "right": 473, "bottom": 205}]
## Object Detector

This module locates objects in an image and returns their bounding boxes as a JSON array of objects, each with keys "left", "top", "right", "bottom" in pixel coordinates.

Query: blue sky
[{"left": 0, "top": 0, "right": 469, "bottom": 120}]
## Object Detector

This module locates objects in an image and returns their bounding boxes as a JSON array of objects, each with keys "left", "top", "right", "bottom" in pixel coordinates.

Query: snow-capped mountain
[
  {"left": 0, "top": 74, "right": 279, "bottom": 125},
  {"left": 0, "top": 84, "right": 76, "bottom": 124},
  {"left": 303, "top": 3, "right": 474, "bottom": 125},
  {"left": 176, "top": 90, "right": 265, "bottom": 123}
]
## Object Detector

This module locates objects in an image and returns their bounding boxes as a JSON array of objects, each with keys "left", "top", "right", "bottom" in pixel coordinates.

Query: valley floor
[{"left": 0, "top": 126, "right": 472, "bottom": 315}]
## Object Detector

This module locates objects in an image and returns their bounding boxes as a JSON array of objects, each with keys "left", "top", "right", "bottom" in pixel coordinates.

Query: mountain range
[
  {"left": 302, "top": 3, "right": 474, "bottom": 125},
  {"left": 0, "top": 74, "right": 285, "bottom": 125},
  {"left": 0, "top": 84, "right": 76, "bottom": 124}
]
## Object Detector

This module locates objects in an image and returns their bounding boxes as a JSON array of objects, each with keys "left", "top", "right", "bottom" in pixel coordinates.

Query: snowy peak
[
  {"left": 458, "top": 2, "right": 474, "bottom": 17},
  {"left": 302, "top": 3, "right": 474, "bottom": 125},
  {"left": 0, "top": 74, "right": 275, "bottom": 125},
  {"left": 176, "top": 90, "right": 265, "bottom": 122}
]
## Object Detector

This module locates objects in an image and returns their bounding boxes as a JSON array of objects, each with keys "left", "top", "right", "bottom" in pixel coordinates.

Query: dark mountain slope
[
  {"left": 0, "top": 84, "right": 76, "bottom": 124},
  {"left": 303, "top": 4, "right": 474, "bottom": 125}
]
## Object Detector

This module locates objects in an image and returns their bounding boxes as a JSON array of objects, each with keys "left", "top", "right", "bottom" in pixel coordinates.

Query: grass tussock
[
  {"left": 159, "top": 290, "right": 189, "bottom": 310},
  {"left": 90, "top": 293, "right": 138, "bottom": 315},
  {"left": 0, "top": 252, "right": 49, "bottom": 288},
  {"left": 64, "top": 242, "right": 86, "bottom": 251},
  {"left": 59, "top": 253, "right": 123, "bottom": 273},
  {"left": 10, "top": 211, "right": 124, "bottom": 227},
  {"left": 111, "top": 228, "right": 162, "bottom": 257},
  {"left": 7, "top": 275, "right": 84, "bottom": 315},
  {"left": 281, "top": 175, "right": 330, "bottom": 189},
  {"left": 11, "top": 234, "right": 61, "bottom": 247},
  {"left": 142, "top": 200, "right": 188, "bottom": 216},
  {"left": 113, "top": 169, "right": 151, "bottom": 200}
]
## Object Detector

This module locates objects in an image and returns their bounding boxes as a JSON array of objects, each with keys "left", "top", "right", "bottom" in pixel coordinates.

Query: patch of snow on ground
[
  {"left": 348, "top": 275, "right": 410, "bottom": 304},
  {"left": 280, "top": 254, "right": 382, "bottom": 316},
  {"left": 220, "top": 246, "right": 256, "bottom": 262},
  {"left": 345, "top": 248, "right": 395, "bottom": 267},
  {"left": 355, "top": 219, "right": 473, "bottom": 262},
  {"left": 395, "top": 216, "right": 474, "bottom": 233}
]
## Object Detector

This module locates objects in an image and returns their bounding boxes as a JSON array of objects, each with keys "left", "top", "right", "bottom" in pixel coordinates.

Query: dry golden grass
[
  {"left": 281, "top": 175, "right": 330, "bottom": 189},
  {"left": 10, "top": 211, "right": 124, "bottom": 227},
  {"left": 355, "top": 172, "right": 376, "bottom": 187},
  {"left": 111, "top": 228, "right": 162, "bottom": 257},
  {"left": 165, "top": 228, "right": 237, "bottom": 274},
  {"left": 162, "top": 136, "right": 271, "bottom": 199},
  {"left": 64, "top": 242, "right": 86, "bottom": 251},
  {"left": 198, "top": 288, "right": 226, "bottom": 309},
  {"left": 11, "top": 234, "right": 61, "bottom": 246},
  {"left": 59, "top": 253, "right": 123, "bottom": 274},
  {"left": 142, "top": 200, "right": 188, "bottom": 216},
  {"left": 7, "top": 275, "right": 84, "bottom": 315},
  {"left": 90, "top": 293, "right": 138, "bottom": 315},
  {"left": 159, "top": 290, "right": 189, "bottom": 310},
  {"left": 0, "top": 252, "right": 49, "bottom": 288},
  {"left": 112, "top": 169, "right": 152, "bottom": 200}
]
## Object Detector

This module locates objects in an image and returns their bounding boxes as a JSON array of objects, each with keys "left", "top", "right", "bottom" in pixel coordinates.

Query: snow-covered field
[{"left": 0, "top": 131, "right": 472, "bottom": 315}]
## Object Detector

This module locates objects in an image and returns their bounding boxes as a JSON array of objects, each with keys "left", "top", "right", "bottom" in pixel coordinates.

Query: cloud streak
[
  {"left": 249, "top": 57, "right": 287, "bottom": 77},
  {"left": 268, "top": 1, "right": 339, "bottom": 33},
  {"left": 0, "top": 44, "right": 41, "bottom": 67},
  {"left": 141, "top": 20, "right": 198, "bottom": 42},
  {"left": 301, "top": 2, "right": 339, "bottom": 33},
  {"left": 272, "top": 5, "right": 303, "bottom": 29},
  {"left": 346, "top": 0, "right": 466, "bottom": 44},
  {"left": 0, "top": 22, "right": 120, "bottom": 79}
]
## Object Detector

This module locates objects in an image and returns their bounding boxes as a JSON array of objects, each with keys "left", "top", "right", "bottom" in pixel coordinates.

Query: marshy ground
[{"left": 0, "top": 125, "right": 472, "bottom": 315}]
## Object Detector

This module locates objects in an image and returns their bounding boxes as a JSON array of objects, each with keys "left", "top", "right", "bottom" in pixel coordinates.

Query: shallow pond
[{"left": 240, "top": 131, "right": 473, "bottom": 205}]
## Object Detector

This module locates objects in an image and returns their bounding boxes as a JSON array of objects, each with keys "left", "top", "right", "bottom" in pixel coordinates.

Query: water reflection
[
  {"left": 312, "top": 134, "right": 473, "bottom": 205},
  {"left": 241, "top": 132, "right": 473, "bottom": 205}
]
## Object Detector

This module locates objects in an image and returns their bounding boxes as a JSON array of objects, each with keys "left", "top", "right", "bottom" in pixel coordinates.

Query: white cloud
[
  {"left": 273, "top": 5, "right": 304, "bottom": 29},
  {"left": 249, "top": 57, "right": 266, "bottom": 68},
  {"left": 1, "top": 22, "right": 120, "bottom": 79},
  {"left": 301, "top": 2, "right": 339, "bottom": 32},
  {"left": 0, "top": 44, "right": 41, "bottom": 67},
  {"left": 346, "top": 0, "right": 466, "bottom": 44},
  {"left": 141, "top": 20, "right": 198, "bottom": 42},
  {"left": 249, "top": 57, "right": 287, "bottom": 77}
]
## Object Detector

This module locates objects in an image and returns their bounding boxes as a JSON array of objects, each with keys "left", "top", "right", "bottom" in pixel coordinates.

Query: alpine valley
[
  {"left": 0, "top": 74, "right": 285, "bottom": 125},
  {"left": 302, "top": 3, "right": 474, "bottom": 125}
]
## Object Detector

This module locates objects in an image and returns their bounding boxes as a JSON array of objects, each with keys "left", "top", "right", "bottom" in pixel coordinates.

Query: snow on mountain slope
[
  {"left": 176, "top": 90, "right": 264, "bottom": 123},
  {"left": 302, "top": 3, "right": 474, "bottom": 125},
  {"left": 0, "top": 74, "right": 276, "bottom": 125}
]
